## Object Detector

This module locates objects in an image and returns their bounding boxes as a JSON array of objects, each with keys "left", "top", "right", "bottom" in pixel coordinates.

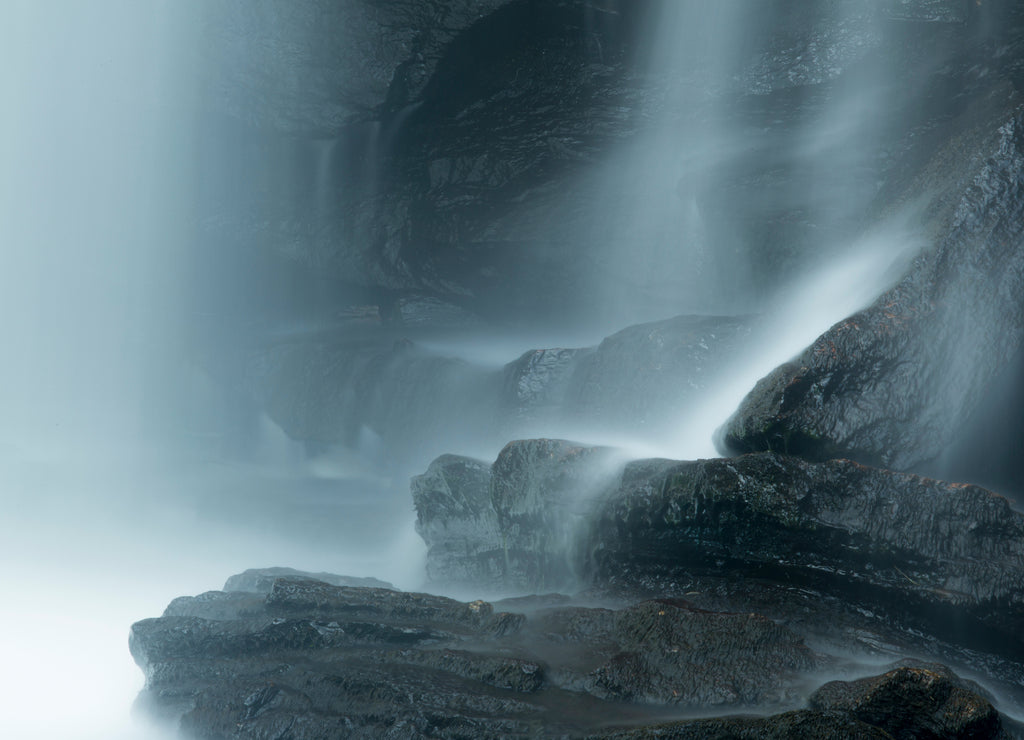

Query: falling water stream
[{"left": 0, "top": 1, "right": 951, "bottom": 737}]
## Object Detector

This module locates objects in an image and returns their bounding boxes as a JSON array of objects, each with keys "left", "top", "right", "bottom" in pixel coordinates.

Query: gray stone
[{"left": 722, "top": 90, "right": 1024, "bottom": 473}]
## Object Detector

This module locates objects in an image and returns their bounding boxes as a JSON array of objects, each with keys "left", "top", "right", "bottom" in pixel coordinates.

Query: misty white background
[{"left": 0, "top": 4, "right": 420, "bottom": 737}]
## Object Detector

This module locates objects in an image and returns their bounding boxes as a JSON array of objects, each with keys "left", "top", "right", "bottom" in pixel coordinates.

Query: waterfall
[{"left": 3, "top": 0, "right": 1015, "bottom": 736}]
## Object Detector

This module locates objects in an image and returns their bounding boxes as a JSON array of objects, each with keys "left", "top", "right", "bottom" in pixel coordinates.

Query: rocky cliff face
[{"left": 191, "top": 0, "right": 1018, "bottom": 333}]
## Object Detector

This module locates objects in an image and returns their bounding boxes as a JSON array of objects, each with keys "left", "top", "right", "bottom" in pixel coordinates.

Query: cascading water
[{"left": 3, "top": 0, "right": 1016, "bottom": 736}]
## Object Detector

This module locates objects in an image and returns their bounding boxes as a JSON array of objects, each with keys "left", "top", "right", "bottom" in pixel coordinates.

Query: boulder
[
  {"left": 491, "top": 439, "right": 627, "bottom": 592},
  {"left": 416, "top": 444, "right": 1024, "bottom": 655},
  {"left": 809, "top": 664, "right": 1007, "bottom": 739},
  {"left": 414, "top": 439, "right": 625, "bottom": 593},
  {"left": 223, "top": 567, "right": 396, "bottom": 593},
  {"left": 721, "top": 90, "right": 1024, "bottom": 473},
  {"left": 502, "top": 347, "right": 591, "bottom": 426},
  {"left": 589, "top": 452, "right": 1024, "bottom": 657},
  {"left": 412, "top": 454, "right": 503, "bottom": 585}
]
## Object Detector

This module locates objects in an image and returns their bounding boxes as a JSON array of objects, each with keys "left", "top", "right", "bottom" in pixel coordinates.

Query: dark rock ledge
[
  {"left": 130, "top": 571, "right": 1019, "bottom": 739},
  {"left": 415, "top": 440, "right": 1024, "bottom": 659}
]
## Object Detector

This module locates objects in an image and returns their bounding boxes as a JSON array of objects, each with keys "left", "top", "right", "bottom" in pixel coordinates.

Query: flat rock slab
[
  {"left": 416, "top": 444, "right": 1024, "bottom": 659},
  {"left": 590, "top": 452, "right": 1024, "bottom": 658},
  {"left": 131, "top": 573, "right": 1014, "bottom": 738}
]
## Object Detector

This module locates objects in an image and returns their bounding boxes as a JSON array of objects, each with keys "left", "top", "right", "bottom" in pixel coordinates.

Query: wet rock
[
  {"left": 413, "top": 454, "right": 503, "bottom": 586},
  {"left": 883, "top": 0, "right": 972, "bottom": 23},
  {"left": 722, "top": 91, "right": 1024, "bottom": 472},
  {"left": 809, "top": 665, "right": 1008, "bottom": 739},
  {"left": 589, "top": 452, "right": 1024, "bottom": 658},
  {"left": 502, "top": 347, "right": 591, "bottom": 425},
  {"left": 583, "top": 599, "right": 820, "bottom": 707},
  {"left": 133, "top": 574, "right": 832, "bottom": 738},
  {"left": 223, "top": 567, "right": 397, "bottom": 594},
  {"left": 590, "top": 711, "right": 892, "bottom": 739},
  {"left": 563, "top": 314, "right": 753, "bottom": 437},
  {"left": 418, "top": 444, "right": 1024, "bottom": 652},
  {"left": 133, "top": 572, "right": 1019, "bottom": 738},
  {"left": 490, "top": 439, "right": 625, "bottom": 592},
  {"left": 199, "top": 0, "right": 514, "bottom": 135},
  {"left": 414, "top": 439, "right": 626, "bottom": 593}
]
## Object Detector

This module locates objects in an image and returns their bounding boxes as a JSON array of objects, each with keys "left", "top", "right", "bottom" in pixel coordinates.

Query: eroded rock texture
[
  {"left": 131, "top": 574, "right": 1015, "bottom": 739},
  {"left": 417, "top": 446, "right": 1024, "bottom": 659},
  {"left": 591, "top": 452, "right": 1024, "bottom": 657},
  {"left": 413, "top": 439, "right": 625, "bottom": 592},
  {"left": 721, "top": 90, "right": 1024, "bottom": 473}
]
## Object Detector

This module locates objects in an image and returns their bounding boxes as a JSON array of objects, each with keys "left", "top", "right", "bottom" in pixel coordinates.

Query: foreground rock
[
  {"left": 722, "top": 90, "right": 1024, "bottom": 473},
  {"left": 131, "top": 573, "right": 1015, "bottom": 738},
  {"left": 591, "top": 452, "right": 1024, "bottom": 657},
  {"left": 414, "top": 439, "right": 625, "bottom": 592},
  {"left": 417, "top": 444, "right": 1024, "bottom": 658}
]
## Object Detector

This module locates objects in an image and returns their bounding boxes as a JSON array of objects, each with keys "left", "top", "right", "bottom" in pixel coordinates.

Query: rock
[
  {"left": 231, "top": 311, "right": 750, "bottom": 477},
  {"left": 580, "top": 599, "right": 821, "bottom": 707},
  {"left": 132, "top": 576, "right": 816, "bottom": 737},
  {"left": 392, "top": 295, "right": 483, "bottom": 328},
  {"left": 590, "top": 711, "right": 893, "bottom": 739},
  {"left": 882, "top": 0, "right": 972, "bottom": 23},
  {"left": 412, "top": 454, "right": 503, "bottom": 586},
  {"left": 223, "top": 567, "right": 396, "bottom": 593},
  {"left": 414, "top": 439, "right": 626, "bottom": 593},
  {"left": 588, "top": 452, "right": 1024, "bottom": 658},
  {"left": 199, "top": 0, "right": 515, "bottom": 136},
  {"left": 563, "top": 314, "right": 753, "bottom": 437},
  {"left": 721, "top": 90, "right": 1024, "bottom": 473},
  {"left": 490, "top": 439, "right": 625, "bottom": 592},
  {"left": 502, "top": 347, "right": 591, "bottom": 425},
  {"left": 809, "top": 665, "right": 1008, "bottom": 739},
  {"left": 132, "top": 574, "right": 1017, "bottom": 738},
  {"left": 417, "top": 445, "right": 1024, "bottom": 653}
]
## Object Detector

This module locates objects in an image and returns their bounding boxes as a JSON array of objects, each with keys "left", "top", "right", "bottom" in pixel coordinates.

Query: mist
[
  {"left": 0, "top": 3, "right": 415, "bottom": 737},
  {"left": 2, "top": 0, "right": 1007, "bottom": 737}
]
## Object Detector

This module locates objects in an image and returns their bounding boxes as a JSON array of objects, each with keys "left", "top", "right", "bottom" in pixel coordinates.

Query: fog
[
  {"left": 0, "top": 3, "right": 417, "bottom": 737},
  {"left": 0, "top": 2, "right": 932, "bottom": 737}
]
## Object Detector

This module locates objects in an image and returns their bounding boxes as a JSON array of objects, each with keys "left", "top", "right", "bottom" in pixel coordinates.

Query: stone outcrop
[
  {"left": 561, "top": 314, "right": 753, "bottom": 437},
  {"left": 223, "top": 567, "right": 396, "bottom": 593},
  {"left": 808, "top": 663, "right": 1008, "bottom": 739},
  {"left": 131, "top": 573, "right": 1015, "bottom": 739},
  {"left": 413, "top": 439, "right": 625, "bottom": 593},
  {"left": 592, "top": 452, "right": 1024, "bottom": 657},
  {"left": 416, "top": 445, "right": 1024, "bottom": 658},
  {"left": 199, "top": 0, "right": 514, "bottom": 136},
  {"left": 721, "top": 89, "right": 1024, "bottom": 473}
]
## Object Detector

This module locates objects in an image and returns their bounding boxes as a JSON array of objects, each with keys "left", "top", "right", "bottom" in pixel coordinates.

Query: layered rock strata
[
  {"left": 130, "top": 572, "right": 1016, "bottom": 739},
  {"left": 416, "top": 443, "right": 1024, "bottom": 658}
]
